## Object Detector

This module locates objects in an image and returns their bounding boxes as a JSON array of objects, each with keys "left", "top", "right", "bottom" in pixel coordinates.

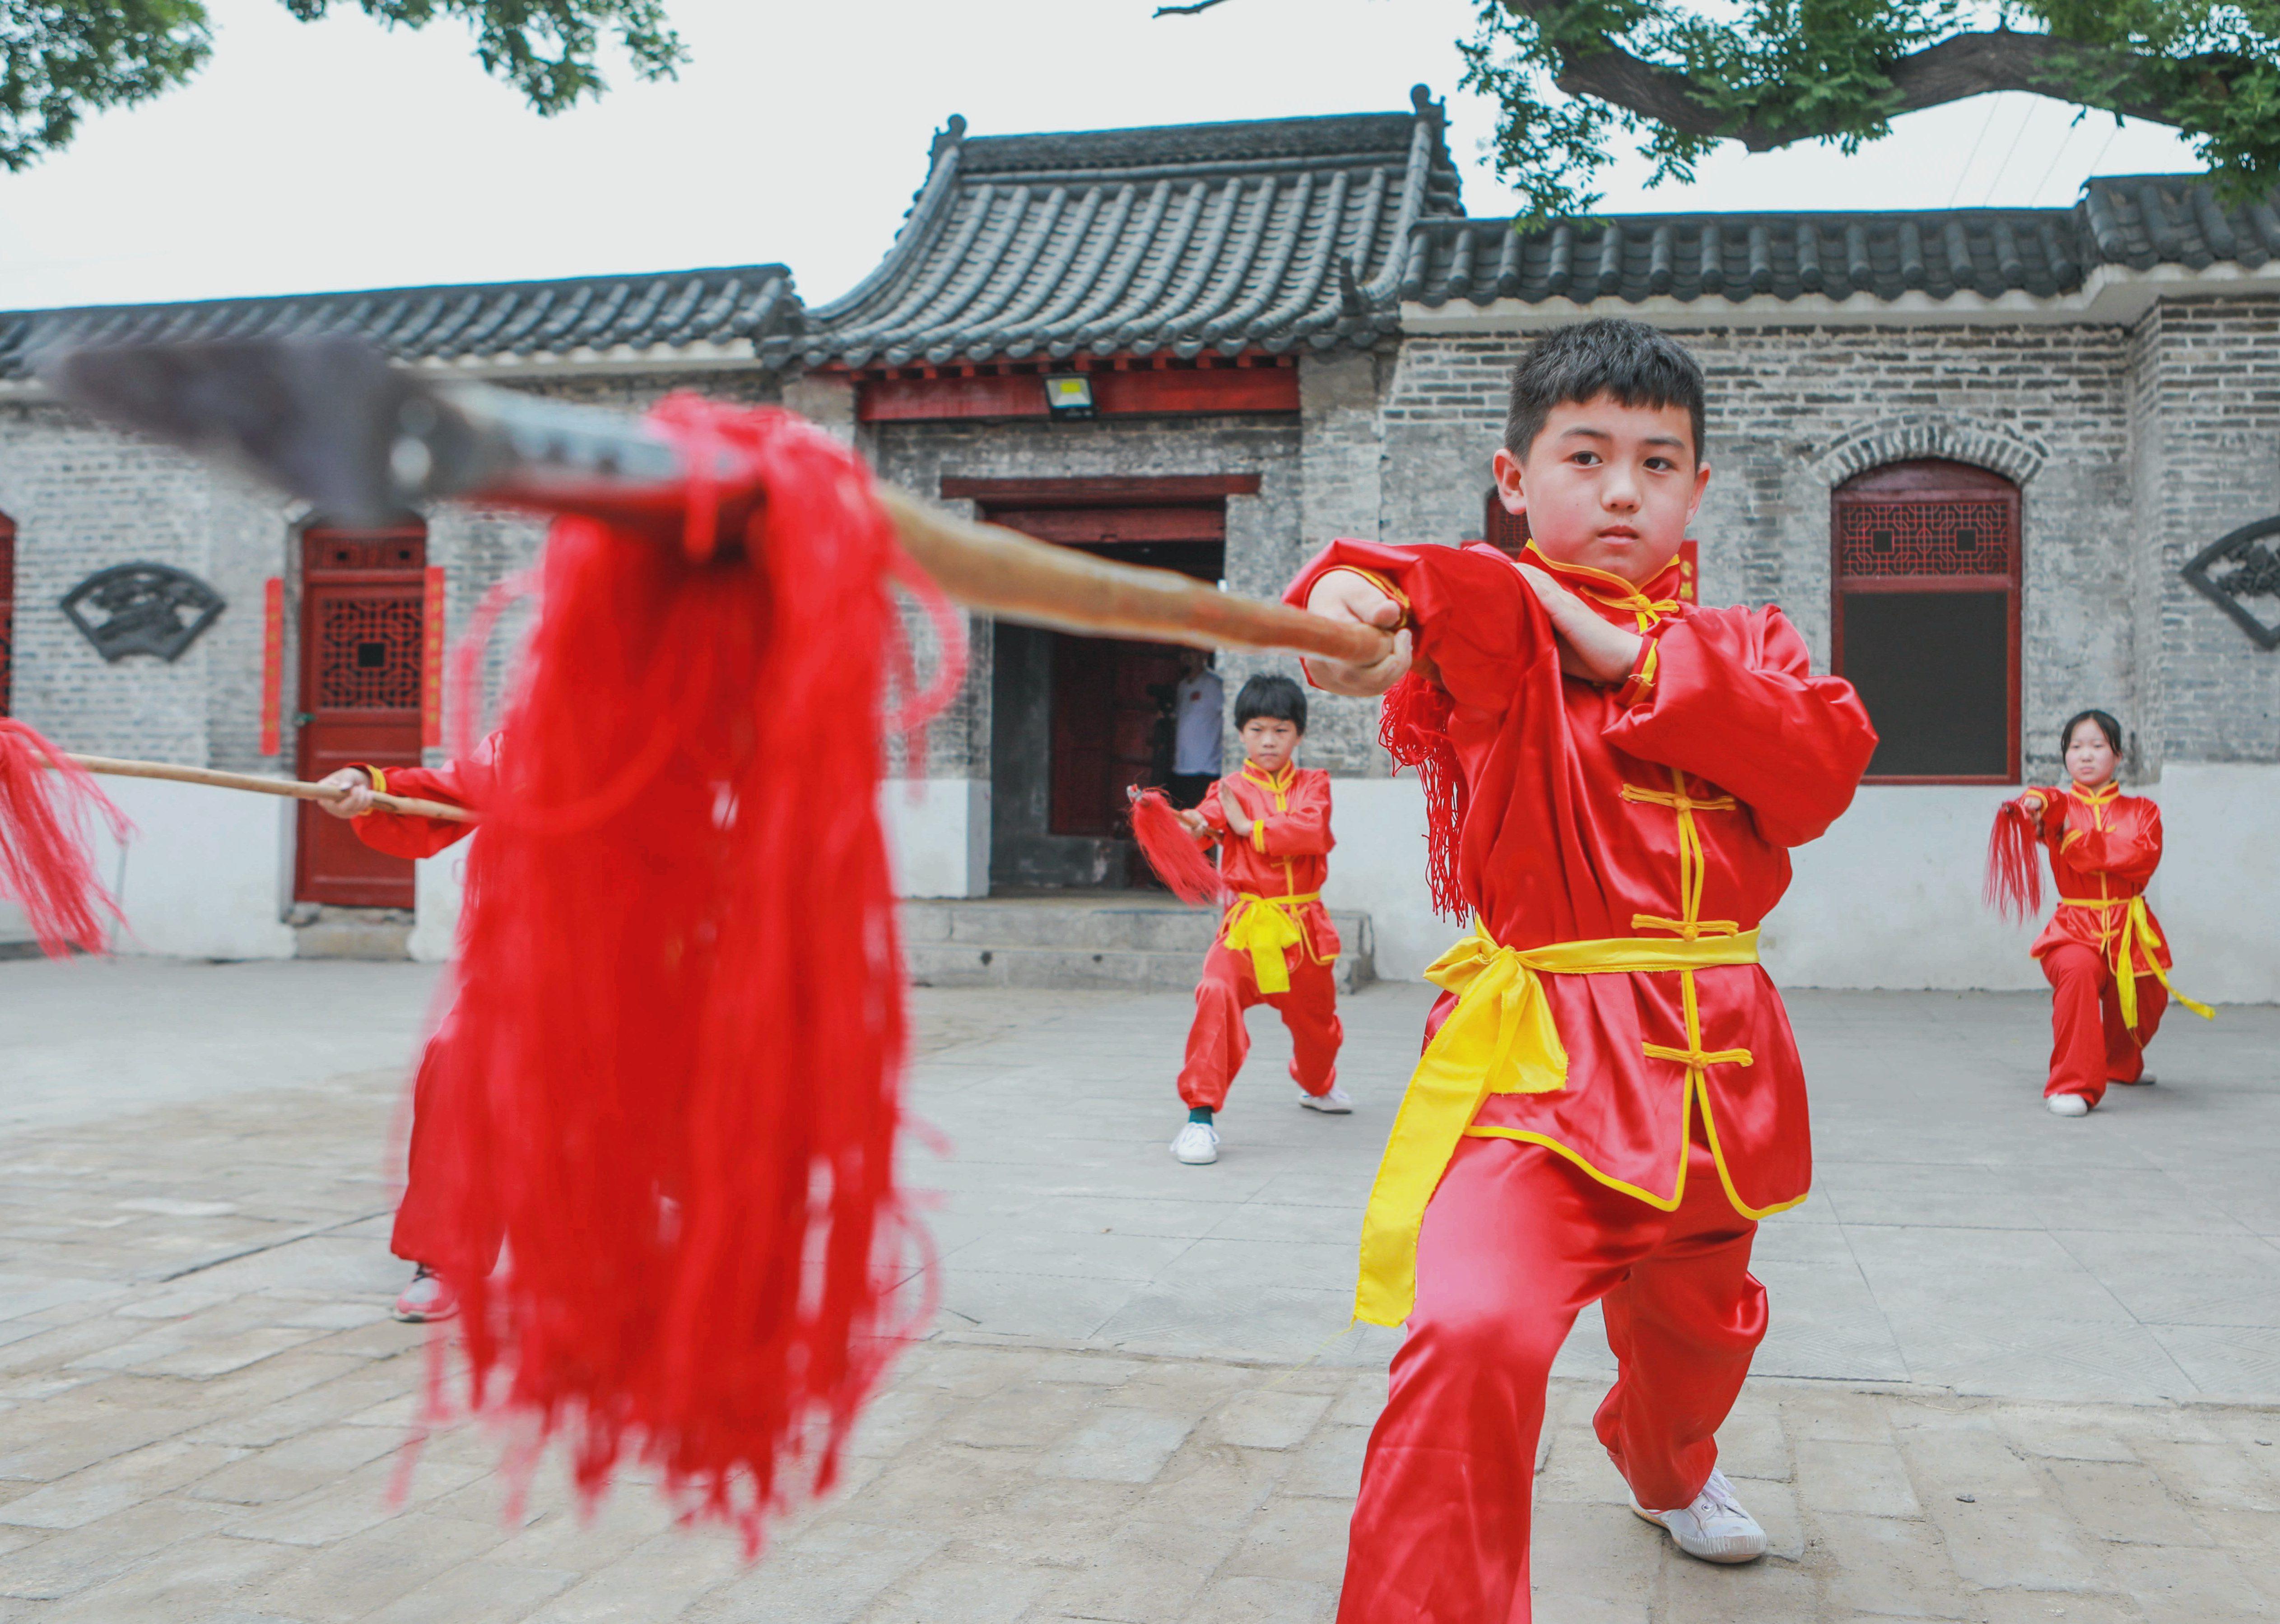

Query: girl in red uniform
[
  {"left": 316, "top": 737, "right": 503, "bottom": 1321},
  {"left": 1169, "top": 674, "right": 1346, "bottom": 1166},
  {"left": 1296, "top": 320, "right": 1876, "bottom": 1619},
  {"left": 2008, "top": 709, "right": 2210, "bottom": 1118}
]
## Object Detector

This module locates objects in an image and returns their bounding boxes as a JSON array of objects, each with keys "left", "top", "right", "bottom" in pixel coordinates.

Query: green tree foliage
[
  {"left": 0, "top": 0, "right": 684, "bottom": 171},
  {"left": 1456, "top": 0, "right": 2280, "bottom": 219}
]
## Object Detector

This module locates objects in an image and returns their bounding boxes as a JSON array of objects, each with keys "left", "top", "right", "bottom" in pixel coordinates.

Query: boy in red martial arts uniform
[
  {"left": 317, "top": 738, "right": 502, "bottom": 1322},
  {"left": 2008, "top": 708, "right": 2210, "bottom": 1118},
  {"left": 1293, "top": 319, "right": 1876, "bottom": 1617},
  {"left": 1168, "top": 673, "right": 1346, "bottom": 1167}
]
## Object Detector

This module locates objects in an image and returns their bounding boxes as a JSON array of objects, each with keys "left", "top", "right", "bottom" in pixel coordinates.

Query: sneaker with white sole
[
  {"left": 1631, "top": 1467, "right": 1767, "bottom": 1564},
  {"left": 1298, "top": 1084, "right": 1353, "bottom": 1114},
  {"left": 2047, "top": 1094, "right": 2091, "bottom": 1117},
  {"left": 1172, "top": 1121, "right": 1220, "bottom": 1164},
  {"left": 392, "top": 1264, "right": 459, "bottom": 1324}
]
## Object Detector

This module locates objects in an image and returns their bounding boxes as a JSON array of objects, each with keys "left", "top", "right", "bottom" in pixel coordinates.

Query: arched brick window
[
  {"left": 1833, "top": 460, "right": 2020, "bottom": 783},
  {"left": 0, "top": 511, "right": 14, "bottom": 715}
]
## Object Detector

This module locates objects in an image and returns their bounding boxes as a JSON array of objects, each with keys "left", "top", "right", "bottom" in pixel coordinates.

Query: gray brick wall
[
  {"left": 1376, "top": 320, "right": 2173, "bottom": 782},
  {"left": 2126, "top": 295, "right": 2280, "bottom": 771},
  {"left": 2, "top": 368, "right": 782, "bottom": 773}
]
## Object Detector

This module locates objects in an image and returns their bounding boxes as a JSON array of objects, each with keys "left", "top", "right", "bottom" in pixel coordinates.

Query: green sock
[{"left": 1188, "top": 1107, "right": 1214, "bottom": 1126}]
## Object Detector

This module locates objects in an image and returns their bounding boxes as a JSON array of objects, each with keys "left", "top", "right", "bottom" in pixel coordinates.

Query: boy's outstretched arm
[
  {"left": 1286, "top": 540, "right": 1552, "bottom": 711},
  {"left": 1604, "top": 608, "right": 1878, "bottom": 848}
]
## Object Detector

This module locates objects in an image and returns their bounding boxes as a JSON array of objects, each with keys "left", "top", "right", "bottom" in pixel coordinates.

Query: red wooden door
[
  {"left": 294, "top": 524, "right": 427, "bottom": 907},
  {"left": 1048, "top": 636, "right": 1187, "bottom": 836}
]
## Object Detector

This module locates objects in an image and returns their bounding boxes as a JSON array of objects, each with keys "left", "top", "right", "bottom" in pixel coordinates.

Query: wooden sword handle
[
  {"left": 64, "top": 754, "right": 475, "bottom": 824},
  {"left": 875, "top": 487, "right": 1397, "bottom": 663}
]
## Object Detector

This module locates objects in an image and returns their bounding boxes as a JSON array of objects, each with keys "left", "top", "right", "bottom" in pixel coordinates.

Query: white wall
[
  {"left": 881, "top": 778, "right": 989, "bottom": 899},
  {"left": 2151, "top": 763, "right": 2280, "bottom": 1005},
  {"left": 93, "top": 777, "right": 297, "bottom": 960},
  {"left": 1766, "top": 785, "right": 2044, "bottom": 991},
  {"left": 407, "top": 843, "right": 467, "bottom": 965}
]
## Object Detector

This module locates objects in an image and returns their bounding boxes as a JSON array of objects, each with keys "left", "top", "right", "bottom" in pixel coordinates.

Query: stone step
[
  {"left": 901, "top": 893, "right": 1373, "bottom": 993},
  {"left": 292, "top": 907, "right": 411, "bottom": 961}
]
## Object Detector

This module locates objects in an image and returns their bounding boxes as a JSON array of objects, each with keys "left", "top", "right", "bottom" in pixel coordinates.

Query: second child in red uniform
[
  {"left": 2007, "top": 709, "right": 2211, "bottom": 1117},
  {"left": 316, "top": 737, "right": 503, "bottom": 1323},
  {"left": 1168, "top": 674, "right": 1347, "bottom": 1166}
]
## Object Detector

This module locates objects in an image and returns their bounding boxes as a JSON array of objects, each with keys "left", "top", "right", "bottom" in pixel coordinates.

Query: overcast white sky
[{"left": 0, "top": 0, "right": 2204, "bottom": 313}]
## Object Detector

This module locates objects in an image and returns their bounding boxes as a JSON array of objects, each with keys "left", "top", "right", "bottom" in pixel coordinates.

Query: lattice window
[
  {"left": 1833, "top": 460, "right": 2020, "bottom": 783},
  {"left": 1482, "top": 487, "right": 1528, "bottom": 554},
  {"left": 315, "top": 596, "right": 423, "bottom": 709},
  {"left": 1837, "top": 498, "right": 2015, "bottom": 577}
]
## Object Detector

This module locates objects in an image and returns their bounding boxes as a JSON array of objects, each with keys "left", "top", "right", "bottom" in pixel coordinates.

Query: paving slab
[{"left": 0, "top": 959, "right": 2275, "bottom": 1619}]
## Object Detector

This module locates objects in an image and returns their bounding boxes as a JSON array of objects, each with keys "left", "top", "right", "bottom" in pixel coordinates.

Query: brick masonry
[{"left": 4, "top": 298, "right": 2275, "bottom": 796}]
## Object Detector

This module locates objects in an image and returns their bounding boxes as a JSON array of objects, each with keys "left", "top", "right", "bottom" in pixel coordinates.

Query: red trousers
[
  {"left": 2041, "top": 942, "right": 2165, "bottom": 1106},
  {"left": 389, "top": 1011, "right": 501, "bottom": 1275},
  {"left": 1339, "top": 1133, "right": 1766, "bottom": 1624},
  {"left": 1177, "top": 942, "right": 1342, "bottom": 1110}
]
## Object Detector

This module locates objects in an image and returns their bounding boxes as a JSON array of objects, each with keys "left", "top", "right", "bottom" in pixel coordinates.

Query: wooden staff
[
  {"left": 875, "top": 488, "right": 1393, "bottom": 661},
  {"left": 63, "top": 754, "right": 473, "bottom": 824}
]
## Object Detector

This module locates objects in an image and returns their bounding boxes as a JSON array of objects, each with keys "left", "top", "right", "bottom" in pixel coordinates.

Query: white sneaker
[
  {"left": 2047, "top": 1094, "right": 2091, "bottom": 1117},
  {"left": 1172, "top": 1122, "right": 1220, "bottom": 1164},
  {"left": 1298, "top": 1084, "right": 1353, "bottom": 1114},
  {"left": 1632, "top": 1468, "right": 1767, "bottom": 1564}
]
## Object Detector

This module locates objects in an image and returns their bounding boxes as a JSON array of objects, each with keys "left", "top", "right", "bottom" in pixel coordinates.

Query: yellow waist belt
[
  {"left": 2056, "top": 896, "right": 2214, "bottom": 1026},
  {"left": 1354, "top": 921, "right": 1762, "bottom": 1328},
  {"left": 1220, "top": 891, "right": 1320, "bottom": 995}
]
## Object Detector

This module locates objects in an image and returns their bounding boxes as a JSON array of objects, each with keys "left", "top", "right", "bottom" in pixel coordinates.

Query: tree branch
[{"left": 1501, "top": 2, "right": 2189, "bottom": 149}]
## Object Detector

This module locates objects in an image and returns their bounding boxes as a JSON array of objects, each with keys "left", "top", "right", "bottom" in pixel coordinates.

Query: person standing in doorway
[
  {"left": 1166, "top": 649, "right": 1224, "bottom": 809},
  {"left": 2008, "top": 709, "right": 2212, "bottom": 1118}
]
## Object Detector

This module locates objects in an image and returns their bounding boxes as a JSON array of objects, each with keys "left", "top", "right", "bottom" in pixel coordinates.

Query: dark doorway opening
[
  {"left": 960, "top": 480, "right": 1241, "bottom": 890},
  {"left": 294, "top": 522, "right": 427, "bottom": 908}
]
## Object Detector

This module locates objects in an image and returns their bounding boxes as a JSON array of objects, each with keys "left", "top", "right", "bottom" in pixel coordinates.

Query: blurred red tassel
[
  {"left": 1378, "top": 673, "right": 1466, "bottom": 920},
  {"left": 1129, "top": 789, "right": 1227, "bottom": 906},
  {"left": 1984, "top": 800, "right": 2044, "bottom": 921},
  {"left": 0, "top": 720, "right": 128, "bottom": 958},
  {"left": 428, "top": 398, "right": 960, "bottom": 1550}
]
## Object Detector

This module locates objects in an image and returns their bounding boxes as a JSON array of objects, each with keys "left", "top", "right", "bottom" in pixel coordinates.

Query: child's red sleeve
[
  {"left": 1195, "top": 780, "right": 1230, "bottom": 842},
  {"left": 1255, "top": 774, "right": 1333, "bottom": 858},
  {"left": 1284, "top": 540, "right": 1552, "bottom": 714},
  {"left": 1602, "top": 605, "right": 1877, "bottom": 848},
  {"left": 347, "top": 733, "right": 500, "bottom": 860}
]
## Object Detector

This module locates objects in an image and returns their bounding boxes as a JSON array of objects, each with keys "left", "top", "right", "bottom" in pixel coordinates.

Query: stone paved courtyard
[{"left": 2, "top": 957, "right": 2277, "bottom": 1621}]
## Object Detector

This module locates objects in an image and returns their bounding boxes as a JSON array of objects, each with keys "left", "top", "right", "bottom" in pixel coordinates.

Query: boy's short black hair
[
  {"left": 1234, "top": 673, "right": 1307, "bottom": 735},
  {"left": 1504, "top": 318, "right": 1707, "bottom": 466}
]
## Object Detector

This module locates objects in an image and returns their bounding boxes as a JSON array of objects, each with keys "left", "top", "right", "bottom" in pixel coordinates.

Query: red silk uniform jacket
[
  {"left": 1285, "top": 540, "right": 1877, "bottom": 1217},
  {"left": 348, "top": 733, "right": 499, "bottom": 861},
  {"left": 2018, "top": 784, "right": 2171, "bottom": 973},
  {"left": 1196, "top": 763, "right": 1341, "bottom": 965}
]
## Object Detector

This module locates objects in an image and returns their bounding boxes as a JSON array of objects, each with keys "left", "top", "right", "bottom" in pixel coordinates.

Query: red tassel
[
  {"left": 1378, "top": 673, "right": 1466, "bottom": 920},
  {"left": 0, "top": 720, "right": 129, "bottom": 958},
  {"left": 1128, "top": 788, "right": 1228, "bottom": 906},
  {"left": 1984, "top": 800, "right": 2044, "bottom": 921},
  {"left": 427, "top": 398, "right": 961, "bottom": 1550}
]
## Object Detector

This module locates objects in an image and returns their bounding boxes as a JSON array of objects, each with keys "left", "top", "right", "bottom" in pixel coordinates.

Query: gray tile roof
[
  {"left": 797, "top": 88, "right": 1462, "bottom": 369},
  {"left": 1406, "top": 175, "right": 2280, "bottom": 311},
  {"left": 0, "top": 265, "right": 800, "bottom": 380}
]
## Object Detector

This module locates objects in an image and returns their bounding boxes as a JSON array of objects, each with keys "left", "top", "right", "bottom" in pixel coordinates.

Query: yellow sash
[
  {"left": 1221, "top": 892, "right": 1319, "bottom": 995},
  {"left": 2056, "top": 896, "right": 2215, "bottom": 1026},
  {"left": 1354, "top": 921, "right": 1762, "bottom": 1327}
]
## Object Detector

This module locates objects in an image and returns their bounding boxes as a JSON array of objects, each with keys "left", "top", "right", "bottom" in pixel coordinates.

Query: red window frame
[{"left": 1831, "top": 460, "right": 2022, "bottom": 785}]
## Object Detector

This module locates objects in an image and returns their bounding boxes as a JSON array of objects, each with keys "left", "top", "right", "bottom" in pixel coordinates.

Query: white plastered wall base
[
  {"left": 91, "top": 778, "right": 297, "bottom": 960},
  {"left": 879, "top": 778, "right": 989, "bottom": 899}
]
